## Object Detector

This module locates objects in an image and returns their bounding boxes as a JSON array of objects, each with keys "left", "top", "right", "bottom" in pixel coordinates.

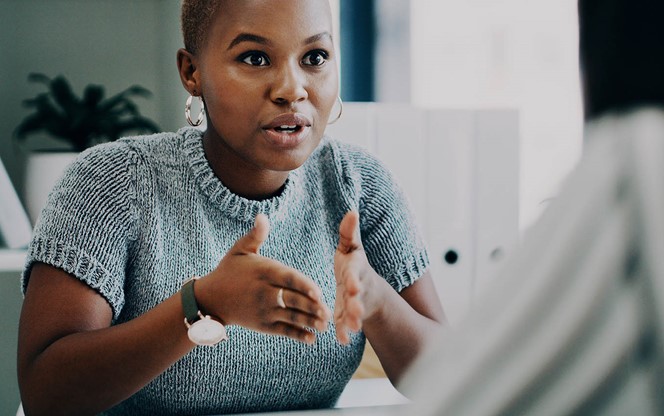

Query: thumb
[
  {"left": 232, "top": 213, "right": 270, "bottom": 254},
  {"left": 337, "top": 211, "right": 361, "bottom": 254}
]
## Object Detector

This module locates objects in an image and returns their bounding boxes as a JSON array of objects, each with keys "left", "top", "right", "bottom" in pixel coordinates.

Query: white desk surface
[
  {"left": 335, "top": 378, "right": 409, "bottom": 409},
  {"left": 235, "top": 405, "right": 409, "bottom": 416},
  {"left": 0, "top": 249, "right": 26, "bottom": 272},
  {"left": 14, "top": 378, "right": 410, "bottom": 416},
  {"left": 235, "top": 378, "right": 410, "bottom": 415}
]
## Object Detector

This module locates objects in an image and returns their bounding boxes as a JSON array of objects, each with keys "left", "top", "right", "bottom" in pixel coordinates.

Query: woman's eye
[
  {"left": 302, "top": 50, "right": 328, "bottom": 66},
  {"left": 240, "top": 52, "right": 270, "bottom": 66}
]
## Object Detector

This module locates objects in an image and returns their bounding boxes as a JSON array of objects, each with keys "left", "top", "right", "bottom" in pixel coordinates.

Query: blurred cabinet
[
  {"left": 0, "top": 269, "right": 24, "bottom": 416},
  {"left": 326, "top": 103, "right": 519, "bottom": 323},
  {"left": 0, "top": 250, "right": 27, "bottom": 272}
]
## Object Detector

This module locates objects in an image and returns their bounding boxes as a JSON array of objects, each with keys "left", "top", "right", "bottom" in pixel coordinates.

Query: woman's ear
[{"left": 177, "top": 48, "right": 201, "bottom": 95}]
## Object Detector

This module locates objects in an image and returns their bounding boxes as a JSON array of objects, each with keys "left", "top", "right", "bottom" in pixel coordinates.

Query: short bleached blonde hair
[{"left": 180, "top": 0, "right": 223, "bottom": 55}]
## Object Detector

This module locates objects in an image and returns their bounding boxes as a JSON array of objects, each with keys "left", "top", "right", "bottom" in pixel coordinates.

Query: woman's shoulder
[
  {"left": 117, "top": 129, "right": 187, "bottom": 160},
  {"left": 316, "top": 135, "right": 376, "bottom": 160},
  {"left": 67, "top": 140, "right": 135, "bottom": 180},
  {"left": 309, "top": 136, "right": 392, "bottom": 182},
  {"left": 73, "top": 129, "right": 193, "bottom": 171},
  {"left": 312, "top": 135, "right": 382, "bottom": 167}
]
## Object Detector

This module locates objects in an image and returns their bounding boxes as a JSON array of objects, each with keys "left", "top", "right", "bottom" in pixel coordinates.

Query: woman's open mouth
[
  {"left": 262, "top": 113, "right": 312, "bottom": 148},
  {"left": 273, "top": 125, "right": 303, "bottom": 134}
]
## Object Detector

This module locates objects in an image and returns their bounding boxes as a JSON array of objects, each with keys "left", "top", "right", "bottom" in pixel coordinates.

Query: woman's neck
[{"left": 202, "top": 133, "right": 290, "bottom": 200}]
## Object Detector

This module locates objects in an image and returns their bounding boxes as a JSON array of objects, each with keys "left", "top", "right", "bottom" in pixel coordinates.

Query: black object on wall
[
  {"left": 340, "top": 0, "right": 376, "bottom": 102},
  {"left": 579, "top": 0, "right": 664, "bottom": 121}
]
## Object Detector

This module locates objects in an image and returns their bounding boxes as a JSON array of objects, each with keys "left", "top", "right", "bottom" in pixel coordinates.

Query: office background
[{"left": 0, "top": 0, "right": 582, "bottom": 413}]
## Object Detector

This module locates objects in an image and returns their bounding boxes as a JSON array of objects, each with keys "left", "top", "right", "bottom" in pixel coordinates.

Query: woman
[{"left": 17, "top": 1, "right": 444, "bottom": 415}]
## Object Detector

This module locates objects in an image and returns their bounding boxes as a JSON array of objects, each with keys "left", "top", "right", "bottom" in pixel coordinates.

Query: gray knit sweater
[{"left": 22, "top": 127, "right": 429, "bottom": 415}]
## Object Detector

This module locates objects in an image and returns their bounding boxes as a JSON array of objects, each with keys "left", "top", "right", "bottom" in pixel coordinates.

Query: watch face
[{"left": 188, "top": 316, "right": 228, "bottom": 346}]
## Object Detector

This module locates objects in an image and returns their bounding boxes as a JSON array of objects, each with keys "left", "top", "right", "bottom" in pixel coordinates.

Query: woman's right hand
[{"left": 195, "top": 214, "right": 331, "bottom": 344}]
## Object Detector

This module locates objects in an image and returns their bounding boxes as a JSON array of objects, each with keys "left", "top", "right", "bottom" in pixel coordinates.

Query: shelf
[{"left": 0, "top": 249, "right": 27, "bottom": 272}]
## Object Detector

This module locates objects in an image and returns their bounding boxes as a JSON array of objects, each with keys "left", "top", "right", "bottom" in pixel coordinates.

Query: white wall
[{"left": 410, "top": 0, "right": 583, "bottom": 230}]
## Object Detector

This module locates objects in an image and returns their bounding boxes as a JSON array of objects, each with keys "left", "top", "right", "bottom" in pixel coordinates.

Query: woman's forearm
[
  {"left": 361, "top": 277, "right": 444, "bottom": 386},
  {"left": 19, "top": 293, "right": 195, "bottom": 416}
]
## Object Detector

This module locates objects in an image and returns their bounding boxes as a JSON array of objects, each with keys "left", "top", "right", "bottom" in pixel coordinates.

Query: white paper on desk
[{"left": 0, "top": 159, "right": 32, "bottom": 248}]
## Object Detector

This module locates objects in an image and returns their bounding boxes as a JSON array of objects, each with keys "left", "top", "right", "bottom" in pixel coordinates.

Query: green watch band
[
  {"left": 181, "top": 277, "right": 201, "bottom": 325},
  {"left": 180, "top": 276, "right": 228, "bottom": 346}
]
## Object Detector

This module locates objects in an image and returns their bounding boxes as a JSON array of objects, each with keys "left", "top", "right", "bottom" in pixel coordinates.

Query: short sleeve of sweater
[
  {"left": 21, "top": 142, "right": 138, "bottom": 320},
  {"left": 331, "top": 142, "right": 430, "bottom": 292}
]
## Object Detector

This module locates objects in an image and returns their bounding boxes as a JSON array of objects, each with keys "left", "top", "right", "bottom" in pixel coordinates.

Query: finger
[
  {"left": 333, "top": 294, "right": 346, "bottom": 343},
  {"left": 337, "top": 211, "right": 361, "bottom": 254},
  {"left": 335, "top": 321, "right": 350, "bottom": 345},
  {"left": 268, "top": 322, "right": 317, "bottom": 344},
  {"left": 342, "top": 299, "right": 364, "bottom": 332},
  {"left": 334, "top": 300, "right": 344, "bottom": 323},
  {"left": 232, "top": 213, "right": 270, "bottom": 255},
  {"left": 333, "top": 280, "right": 352, "bottom": 324},
  {"left": 280, "top": 288, "right": 331, "bottom": 320},
  {"left": 335, "top": 312, "right": 360, "bottom": 345},
  {"left": 273, "top": 307, "right": 328, "bottom": 332},
  {"left": 264, "top": 260, "right": 323, "bottom": 301},
  {"left": 334, "top": 287, "right": 363, "bottom": 343},
  {"left": 337, "top": 268, "right": 361, "bottom": 296},
  {"left": 336, "top": 294, "right": 363, "bottom": 331}
]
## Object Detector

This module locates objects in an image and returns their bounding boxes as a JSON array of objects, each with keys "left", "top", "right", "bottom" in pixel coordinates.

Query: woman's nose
[{"left": 270, "top": 62, "right": 308, "bottom": 105}]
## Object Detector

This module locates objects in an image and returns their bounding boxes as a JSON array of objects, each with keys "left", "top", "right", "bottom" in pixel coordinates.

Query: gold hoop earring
[
  {"left": 185, "top": 95, "right": 205, "bottom": 127},
  {"left": 328, "top": 96, "right": 343, "bottom": 125}
]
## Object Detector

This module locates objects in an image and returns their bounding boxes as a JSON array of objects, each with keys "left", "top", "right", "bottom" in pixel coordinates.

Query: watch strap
[{"left": 181, "top": 277, "right": 201, "bottom": 325}]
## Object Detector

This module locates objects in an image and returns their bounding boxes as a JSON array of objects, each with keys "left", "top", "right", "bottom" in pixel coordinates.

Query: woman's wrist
[
  {"left": 192, "top": 274, "right": 227, "bottom": 325},
  {"left": 362, "top": 269, "right": 390, "bottom": 325}
]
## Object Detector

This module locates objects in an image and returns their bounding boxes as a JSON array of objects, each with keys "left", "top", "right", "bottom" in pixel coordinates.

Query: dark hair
[
  {"left": 181, "top": 0, "right": 223, "bottom": 55},
  {"left": 579, "top": 0, "right": 664, "bottom": 120}
]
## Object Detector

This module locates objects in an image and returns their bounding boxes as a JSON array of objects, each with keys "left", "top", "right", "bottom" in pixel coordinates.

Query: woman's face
[{"left": 196, "top": 0, "right": 338, "bottom": 176}]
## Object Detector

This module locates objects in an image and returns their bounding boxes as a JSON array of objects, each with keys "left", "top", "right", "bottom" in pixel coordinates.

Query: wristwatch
[{"left": 181, "top": 276, "right": 228, "bottom": 346}]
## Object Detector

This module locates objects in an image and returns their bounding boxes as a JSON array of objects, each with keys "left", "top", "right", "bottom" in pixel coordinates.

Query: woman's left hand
[
  {"left": 334, "top": 212, "right": 446, "bottom": 383},
  {"left": 334, "top": 211, "right": 381, "bottom": 344}
]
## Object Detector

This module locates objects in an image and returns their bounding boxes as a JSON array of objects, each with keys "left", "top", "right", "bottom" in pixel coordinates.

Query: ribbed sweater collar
[{"left": 180, "top": 127, "right": 303, "bottom": 223}]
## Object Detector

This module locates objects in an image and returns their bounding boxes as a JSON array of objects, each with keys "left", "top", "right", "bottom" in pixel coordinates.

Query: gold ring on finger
[{"left": 277, "top": 287, "right": 286, "bottom": 309}]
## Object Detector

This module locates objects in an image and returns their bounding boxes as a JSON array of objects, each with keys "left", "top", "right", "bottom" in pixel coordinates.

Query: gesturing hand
[
  {"left": 334, "top": 211, "right": 379, "bottom": 344},
  {"left": 198, "top": 214, "right": 331, "bottom": 344}
]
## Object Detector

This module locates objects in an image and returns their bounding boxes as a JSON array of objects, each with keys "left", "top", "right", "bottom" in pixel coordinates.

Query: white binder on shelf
[
  {"left": 425, "top": 110, "right": 478, "bottom": 323},
  {"left": 326, "top": 103, "right": 520, "bottom": 324},
  {"left": 0, "top": 159, "right": 32, "bottom": 249}
]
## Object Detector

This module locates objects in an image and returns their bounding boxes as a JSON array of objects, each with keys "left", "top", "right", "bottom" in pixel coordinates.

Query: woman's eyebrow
[
  {"left": 303, "top": 32, "right": 333, "bottom": 45},
  {"left": 227, "top": 32, "right": 333, "bottom": 50},
  {"left": 227, "top": 33, "right": 272, "bottom": 50}
]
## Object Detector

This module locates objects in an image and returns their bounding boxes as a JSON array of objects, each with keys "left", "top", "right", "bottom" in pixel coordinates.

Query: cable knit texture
[{"left": 21, "top": 127, "right": 430, "bottom": 415}]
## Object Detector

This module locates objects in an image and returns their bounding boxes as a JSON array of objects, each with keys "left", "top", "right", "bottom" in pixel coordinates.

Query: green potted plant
[{"left": 14, "top": 73, "right": 160, "bottom": 222}]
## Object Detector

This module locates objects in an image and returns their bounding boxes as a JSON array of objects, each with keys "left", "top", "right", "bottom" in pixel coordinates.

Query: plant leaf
[
  {"left": 99, "top": 85, "right": 152, "bottom": 113},
  {"left": 122, "top": 85, "right": 153, "bottom": 98},
  {"left": 27, "top": 73, "right": 51, "bottom": 85},
  {"left": 29, "top": 95, "right": 67, "bottom": 130},
  {"left": 14, "top": 113, "right": 46, "bottom": 140},
  {"left": 83, "top": 85, "right": 104, "bottom": 107},
  {"left": 22, "top": 92, "right": 51, "bottom": 108},
  {"left": 16, "top": 73, "right": 160, "bottom": 149},
  {"left": 110, "top": 100, "right": 140, "bottom": 118},
  {"left": 49, "top": 76, "right": 79, "bottom": 115}
]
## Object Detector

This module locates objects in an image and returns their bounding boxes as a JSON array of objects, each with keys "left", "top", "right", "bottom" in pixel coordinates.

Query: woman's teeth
[{"left": 275, "top": 125, "right": 299, "bottom": 132}]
